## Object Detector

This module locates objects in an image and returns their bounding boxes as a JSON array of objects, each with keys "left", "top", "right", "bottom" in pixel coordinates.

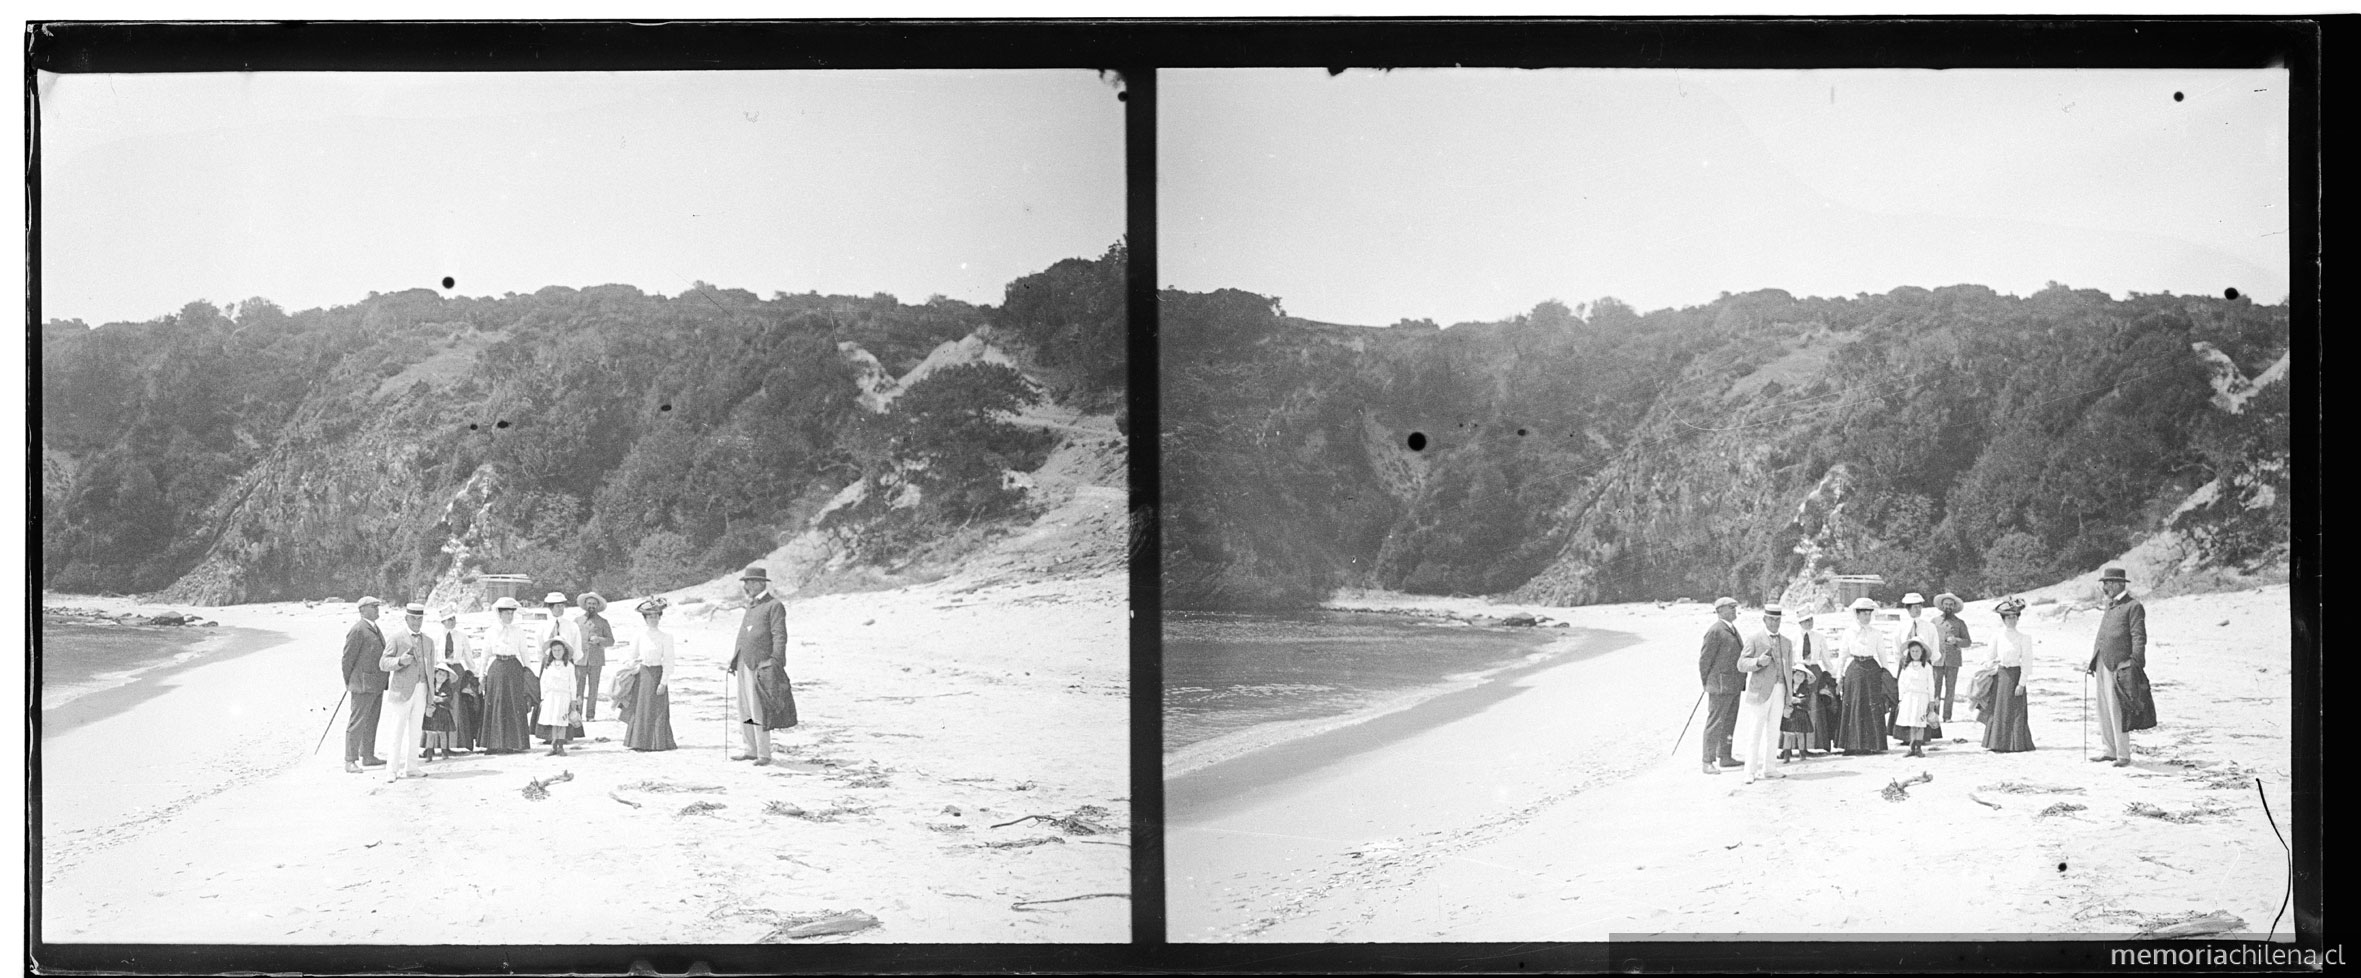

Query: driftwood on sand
[
  {"left": 1011, "top": 892, "right": 1129, "bottom": 911},
  {"left": 1879, "top": 771, "right": 1934, "bottom": 802},
  {"left": 521, "top": 770, "right": 574, "bottom": 801},
  {"left": 761, "top": 909, "right": 882, "bottom": 941}
]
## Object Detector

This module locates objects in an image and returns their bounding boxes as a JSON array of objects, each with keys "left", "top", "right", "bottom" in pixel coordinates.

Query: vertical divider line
[{"left": 1122, "top": 64, "right": 1165, "bottom": 949}]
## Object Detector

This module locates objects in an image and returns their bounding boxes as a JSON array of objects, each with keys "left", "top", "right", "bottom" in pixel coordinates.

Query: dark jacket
[
  {"left": 1698, "top": 618, "right": 1745, "bottom": 694},
  {"left": 2091, "top": 592, "right": 2157, "bottom": 730},
  {"left": 580, "top": 612, "right": 611, "bottom": 669},
  {"left": 734, "top": 592, "right": 798, "bottom": 731},
  {"left": 1936, "top": 613, "right": 1972, "bottom": 669},
  {"left": 342, "top": 618, "right": 388, "bottom": 694},
  {"left": 2088, "top": 594, "right": 2147, "bottom": 672}
]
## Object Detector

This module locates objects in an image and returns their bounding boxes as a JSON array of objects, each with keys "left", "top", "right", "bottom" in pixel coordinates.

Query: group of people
[
  {"left": 335, "top": 565, "right": 801, "bottom": 781},
  {"left": 1695, "top": 566, "right": 2158, "bottom": 782}
]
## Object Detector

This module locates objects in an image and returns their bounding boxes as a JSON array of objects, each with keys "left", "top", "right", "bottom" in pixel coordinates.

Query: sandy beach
[
  {"left": 1169, "top": 584, "right": 2294, "bottom": 942},
  {"left": 37, "top": 571, "right": 1129, "bottom": 946}
]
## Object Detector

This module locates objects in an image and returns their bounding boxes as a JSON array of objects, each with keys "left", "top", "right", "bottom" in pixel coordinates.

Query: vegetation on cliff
[
  {"left": 1162, "top": 284, "right": 2289, "bottom": 609},
  {"left": 41, "top": 243, "right": 1126, "bottom": 604}
]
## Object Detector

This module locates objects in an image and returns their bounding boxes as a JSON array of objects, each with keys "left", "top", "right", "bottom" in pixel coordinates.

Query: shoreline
[
  {"left": 1170, "top": 585, "right": 2295, "bottom": 942},
  {"left": 41, "top": 623, "right": 290, "bottom": 731},
  {"left": 38, "top": 574, "right": 1131, "bottom": 944},
  {"left": 1166, "top": 626, "right": 1631, "bottom": 815}
]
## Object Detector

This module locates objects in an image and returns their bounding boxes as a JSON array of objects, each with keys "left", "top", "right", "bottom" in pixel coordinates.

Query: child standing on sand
[
  {"left": 422, "top": 661, "right": 457, "bottom": 760},
  {"left": 1893, "top": 640, "right": 1937, "bottom": 758},
  {"left": 538, "top": 639, "right": 581, "bottom": 756},
  {"left": 1778, "top": 666, "right": 1812, "bottom": 762}
]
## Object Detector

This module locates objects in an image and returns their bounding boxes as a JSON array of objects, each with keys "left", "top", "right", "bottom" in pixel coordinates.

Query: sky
[
  {"left": 1161, "top": 68, "right": 2291, "bottom": 327},
  {"left": 36, "top": 70, "right": 1126, "bottom": 326}
]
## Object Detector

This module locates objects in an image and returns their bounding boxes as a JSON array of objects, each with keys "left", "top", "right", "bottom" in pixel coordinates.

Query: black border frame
[{"left": 26, "top": 16, "right": 2331, "bottom": 975}]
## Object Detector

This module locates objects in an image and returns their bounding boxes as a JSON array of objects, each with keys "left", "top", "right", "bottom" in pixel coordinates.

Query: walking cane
[
  {"left": 1670, "top": 690, "right": 1705, "bottom": 758},
  {"left": 313, "top": 689, "right": 349, "bottom": 756}
]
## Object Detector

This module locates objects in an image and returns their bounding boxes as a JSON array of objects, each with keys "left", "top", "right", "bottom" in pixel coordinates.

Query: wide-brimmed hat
[
  {"left": 740, "top": 565, "right": 771, "bottom": 583},
  {"left": 1901, "top": 592, "right": 1926, "bottom": 606},
  {"left": 1994, "top": 596, "right": 2027, "bottom": 617},
  {"left": 493, "top": 596, "right": 520, "bottom": 611},
  {"left": 542, "top": 591, "right": 569, "bottom": 605},
  {"left": 578, "top": 592, "right": 606, "bottom": 612},
  {"left": 1849, "top": 597, "right": 1878, "bottom": 612},
  {"left": 2099, "top": 567, "right": 2130, "bottom": 583},
  {"left": 1934, "top": 592, "right": 1962, "bottom": 609},
  {"left": 635, "top": 596, "right": 669, "bottom": 615}
]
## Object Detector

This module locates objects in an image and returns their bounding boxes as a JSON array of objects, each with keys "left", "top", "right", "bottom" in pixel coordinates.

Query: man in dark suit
[
  {"left": 340, "top": 596, "right": 389, "bottom": 773},
  {"left": 1697, "top": 596, "right": 1746, "bottom": 774},
  {"left": 728, "top": 565, "right": 798, "bottom": 765},
  {"left": 2084, "top": 567, "right": 2154, "bottom": 767}
]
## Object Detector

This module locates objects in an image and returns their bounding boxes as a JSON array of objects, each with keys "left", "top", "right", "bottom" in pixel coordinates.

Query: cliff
[
  {"left": 1163, "top": 285, "right": 2290, "bottom": 609},
  {"left": 42, "top": 245, "right": 1127, "bottom": 606}
]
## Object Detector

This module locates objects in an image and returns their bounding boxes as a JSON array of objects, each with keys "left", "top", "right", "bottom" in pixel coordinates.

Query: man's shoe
[
  {"left": 362, "top": 757, "right": 388, "bottom": 767},
  {"left": 2091, "top": 755, "right": 2117, "bottom": 763},
  {"left": 1718, "top": 758, "right": 1744, "bottom": 768},
  {"left": 344, "top": 761, "right": 363, "bottom": 774},
  {"left": 752, "top": 757, "right": 773, "bottom": 767},
  {"left": 1702, "top": 763, "right": 1719, "bottom": 775},
  {"left": 2112, "top": 757, "right": 2131, "bottom": 767}
]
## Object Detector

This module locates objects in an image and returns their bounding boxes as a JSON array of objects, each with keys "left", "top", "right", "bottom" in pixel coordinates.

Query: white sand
[
  {"left": 39, "top": 573, "right": 1129, "bottom": 945},
  {"left": 1170, "top": 586, "right": 2294, "bottom": 942}
]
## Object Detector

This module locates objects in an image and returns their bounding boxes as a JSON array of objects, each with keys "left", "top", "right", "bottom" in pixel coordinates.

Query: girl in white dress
[
  {"left": 537, "top": 639, "right": 581, "bottom": 756},
  {"left": 1894, "top": 639, "right": 1937, "bottom": 757}
]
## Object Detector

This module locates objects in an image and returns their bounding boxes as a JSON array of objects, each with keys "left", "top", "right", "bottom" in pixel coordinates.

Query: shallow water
[
  {"left": 40, "top": 621, "right": 219, "bottom": 705},
  {"left": 1163, "top": 610, "right": 1564, "bottom": 754}
]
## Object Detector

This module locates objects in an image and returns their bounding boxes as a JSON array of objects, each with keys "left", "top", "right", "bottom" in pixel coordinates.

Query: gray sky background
[
  {"left": 38, "top": 70, "right": 1125, "bottom": 326},
  {"left": 1162, "top": 68, "right": 2290, "bottom": 326}
]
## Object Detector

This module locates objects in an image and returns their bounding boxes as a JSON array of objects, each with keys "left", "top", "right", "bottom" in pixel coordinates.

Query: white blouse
[
  {"left": 636, "top": 627, "right": 675, "bottom": 671},
  {"left": 1990, "top": 627, "right": 2032, "bottom": 668},
  {"left": 1839, "top": 620, "right": 1893, "bottom": 677}
]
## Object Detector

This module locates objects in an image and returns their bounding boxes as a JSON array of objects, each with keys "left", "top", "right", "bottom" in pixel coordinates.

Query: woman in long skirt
[
  {"left": 478, "top": 596, "right": 541, "bottom": 753},
  {"left": 1833, "top": 597, "right": 1892, "bottom": 754},
  {"left": 1982, "top": 596, "right": 2037, "bottom": 752},
  {"left": 625, "top": 597, "right": 678, "bottom": 751}
]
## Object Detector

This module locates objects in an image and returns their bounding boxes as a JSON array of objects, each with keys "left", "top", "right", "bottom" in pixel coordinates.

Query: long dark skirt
[
  {"left": 1983, "top": 665, "right": 2036, "bottom": 752},
  {"left": 626, "top": 665, "right": 677, "bottom": 751},
  {"left": 479, "top": 656, "right": 540, "bottom": 752},
  {"left": 1835, "top": 660, "right": 1889, "bottom": 753},
  {"left": 1806, "top": 670, "right": 1841, "bottom": 751},
  {"left": 453, "top": 687, "right": 482, "bottom": 750}
]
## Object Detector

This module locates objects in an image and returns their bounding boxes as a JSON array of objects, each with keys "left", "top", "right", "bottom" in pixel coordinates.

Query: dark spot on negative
[
  {"left": 468, "top": 423, "right": 478, "bottom": 431},
  {"left": 2173, "top": 91, "right": 2184, "bottom": 102},
  {"left": 1518, "top": 428, "right": 1529, "bottom": 437},
  {"left": 494, "top": 420, "right": 511, "bottom": 429},
  {"left": 659, "top": 403, "right": 672, "bottom": 412},
  {"left": 441, "top": 276, "right": 455, "bottom": 289},
  {"left": 2057, "top": 862, "right": 2068, "bottom": 872},
  {"left": 2224, "top": 287, "right": 2241, "bottom": 301},
  {"left": 1406, "top": 432, "right": 1428, "bottom": 451}
]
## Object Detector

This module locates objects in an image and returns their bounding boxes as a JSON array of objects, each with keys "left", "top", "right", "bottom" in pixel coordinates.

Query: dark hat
[
  {"left": 635, "top": 596, "right": 669, "bottom": 615},
  {"left": 2099, "top": 567, "right": 2130, "bottom": 583},
  {"left": 740, "top": 565, "right": 770, "bottom": 583},
  {"left": 1994, "top": 596, "right": 2027, "bottom": 616}
]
